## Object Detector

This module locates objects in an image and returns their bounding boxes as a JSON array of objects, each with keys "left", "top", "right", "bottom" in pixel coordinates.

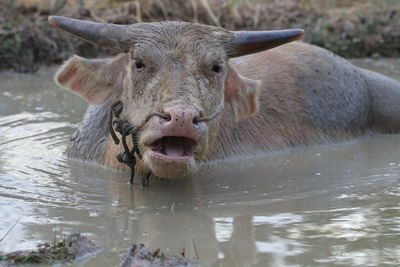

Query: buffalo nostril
[
  {"left": 164, "top": 115, "right": 171, "bottom": 122},
  {"left": 159, "top": 112, "right": 171, "bottom": 122}
]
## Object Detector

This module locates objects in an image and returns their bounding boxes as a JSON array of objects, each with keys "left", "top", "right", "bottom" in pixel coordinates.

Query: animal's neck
[{"left": 66, "top": 97, "right": 114, "bottom": 162}]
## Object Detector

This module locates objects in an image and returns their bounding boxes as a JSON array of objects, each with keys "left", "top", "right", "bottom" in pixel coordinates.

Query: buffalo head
[{"left": 49, "top": 16, "right": 303, "bottom": 179}]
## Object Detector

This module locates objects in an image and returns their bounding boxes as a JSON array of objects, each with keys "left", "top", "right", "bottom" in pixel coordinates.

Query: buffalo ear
[
  {"left": 224, "top": 65, "right": 261, "bottom": 121},
  {"left": 54, "top": 54, "right": 127, "bottom": 104}
]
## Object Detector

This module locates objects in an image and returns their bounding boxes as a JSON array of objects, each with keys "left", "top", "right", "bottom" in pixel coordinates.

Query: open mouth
[{"left": 149, "top": 136, "right": 197, "bottom": 160}]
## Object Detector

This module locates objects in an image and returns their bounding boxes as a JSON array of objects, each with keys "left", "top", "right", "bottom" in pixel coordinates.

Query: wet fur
[{"left": 211, "top": 42, "right": 372, "bottom": 159}]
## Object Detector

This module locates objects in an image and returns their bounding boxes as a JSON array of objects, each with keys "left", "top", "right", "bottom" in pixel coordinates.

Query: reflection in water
[{"left": 0, "top": 61, "right": 399, "bottom": 266}]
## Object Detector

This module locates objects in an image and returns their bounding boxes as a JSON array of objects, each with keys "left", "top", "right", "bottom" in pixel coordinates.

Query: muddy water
[{"left": 0, "top": 59, "right": 399, "bottom": 266}]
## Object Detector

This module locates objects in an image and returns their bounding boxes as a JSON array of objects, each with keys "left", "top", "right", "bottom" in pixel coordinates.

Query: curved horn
[
  {"left": 230, "top": 29, "right": 304, "bottom": 58},
  {"left": 48, "top": 16, "right": 131, "bottom": 51}
]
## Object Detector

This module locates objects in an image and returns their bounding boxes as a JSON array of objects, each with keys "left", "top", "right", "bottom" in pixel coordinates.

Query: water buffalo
[{"left": 49, "top": 16, "right": 400, "bottom": 180}]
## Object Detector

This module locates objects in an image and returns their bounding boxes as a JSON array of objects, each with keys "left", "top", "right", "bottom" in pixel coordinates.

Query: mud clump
[
  {"left": 1, "top": 0, "right": 400, "bottom": 73},
  {"left": 0, "top": 234, "right": 104, "bottom": 265},
  {"left": 121, "top": 243, "right": 200, "bottom": 267}
]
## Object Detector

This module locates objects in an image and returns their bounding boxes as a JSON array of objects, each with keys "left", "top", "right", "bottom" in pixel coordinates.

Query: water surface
[{"left": 0, "top": 59, "right": 399, "bottom": 266}]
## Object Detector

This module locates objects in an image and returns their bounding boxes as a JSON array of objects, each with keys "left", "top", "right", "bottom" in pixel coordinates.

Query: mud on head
[{"left": 49, "top": 16, "right": 303, "bottom": 179}]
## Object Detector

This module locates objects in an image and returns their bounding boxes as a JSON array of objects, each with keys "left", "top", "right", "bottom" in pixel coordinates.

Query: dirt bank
[{"left": 1, "top": 0, "right": 400, "bottom": 72}]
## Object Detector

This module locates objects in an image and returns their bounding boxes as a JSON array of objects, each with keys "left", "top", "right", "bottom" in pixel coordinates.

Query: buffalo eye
[
  {"left": 134, "top": 59, "right": 145, "bottom": 70},
  {"left": 211, "top": 64, "right": 222, "bottom": 73}
]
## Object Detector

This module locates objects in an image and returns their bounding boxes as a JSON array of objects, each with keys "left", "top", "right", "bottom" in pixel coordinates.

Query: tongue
[{"left": 164, "top": 137, "right": 185, "bottom": 157}]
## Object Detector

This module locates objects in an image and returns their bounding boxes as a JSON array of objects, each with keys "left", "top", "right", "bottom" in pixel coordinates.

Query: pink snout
[
  {"left": 140, "top": 102, "right": 209, "bottom": 178},
  {"left": 144, "top": 103, "right": 208, "bottom": 160}
]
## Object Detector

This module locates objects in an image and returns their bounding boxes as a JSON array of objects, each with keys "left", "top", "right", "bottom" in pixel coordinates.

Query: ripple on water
[
  {"left": 0, "top": 128, "right": 74, "bottom": 211},
  {"left": 0, "top": 65, "right": 400, "bottom": 266}
]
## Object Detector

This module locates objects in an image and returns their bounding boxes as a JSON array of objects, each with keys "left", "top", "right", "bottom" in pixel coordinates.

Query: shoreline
[{"left": 1, "top": 0, "right": 400, "bottom": 73}]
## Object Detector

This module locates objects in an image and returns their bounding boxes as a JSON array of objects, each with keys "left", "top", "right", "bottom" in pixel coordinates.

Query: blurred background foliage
[{"left": 1, "top": 0, "right": 400, "bottom": 72}]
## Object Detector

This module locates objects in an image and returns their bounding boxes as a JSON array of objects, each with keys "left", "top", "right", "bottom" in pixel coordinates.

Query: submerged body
[
  {"left": 49, "top": 17, "right": 400, "bottom": 179},
  {"left": 69, "top": 42, "right": 400, "bottom": 172},
  {"left": 212, "top": 42, "right": 400, "bottom": 158}
]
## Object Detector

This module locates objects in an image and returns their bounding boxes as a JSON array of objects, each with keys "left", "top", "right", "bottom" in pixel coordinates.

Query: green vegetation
[{"left": 0, "top": 234, "right": 103, "bottom": 265}]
